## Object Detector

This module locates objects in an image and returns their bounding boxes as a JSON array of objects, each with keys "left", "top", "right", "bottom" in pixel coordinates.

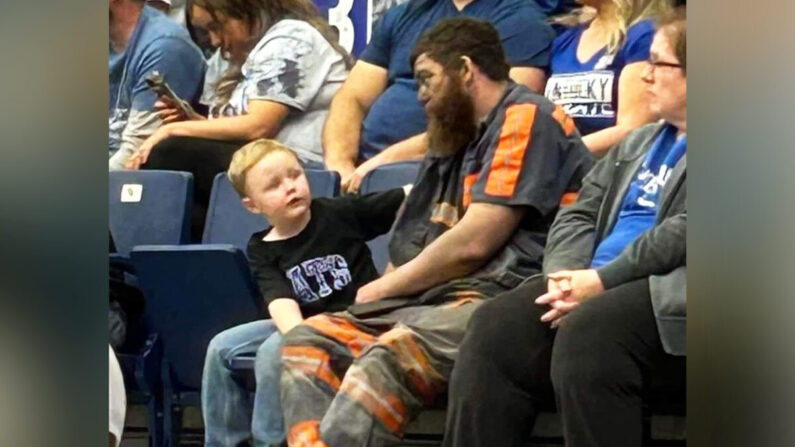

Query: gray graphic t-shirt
[{"left": 211, "top": 19, "right": 349, "bottom": 164}]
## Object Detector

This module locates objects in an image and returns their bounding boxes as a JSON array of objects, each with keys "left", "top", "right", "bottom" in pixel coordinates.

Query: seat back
[
  {"left": 130, "top": 244, "right": 263, "bottom": 390},
  {"left": 109, "top": 170, "right": 193, "bottom": 256},
  {"left": 359, "top": 160, "right": 422, "bottom": 194},
  {"left": 202, "top": 170, "right": 341, "bottom": 251},
  {"left": 358, "top": 161, "right": 422, "bottom": 273}
]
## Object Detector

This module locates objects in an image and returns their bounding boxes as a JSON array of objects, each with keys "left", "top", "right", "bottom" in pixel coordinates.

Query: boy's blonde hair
[{"left": 227, "top": 139, "right": 300, "bottom": 197}]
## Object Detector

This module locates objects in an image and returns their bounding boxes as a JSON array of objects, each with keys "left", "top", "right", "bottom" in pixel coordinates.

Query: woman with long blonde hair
[{"left": 545, "top": 0, "right": 671, "bottom": 156}]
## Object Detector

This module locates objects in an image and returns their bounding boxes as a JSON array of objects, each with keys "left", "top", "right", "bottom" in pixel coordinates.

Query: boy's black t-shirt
[{"left": 247, "top": 188, "right": 406, "bottom": 317}]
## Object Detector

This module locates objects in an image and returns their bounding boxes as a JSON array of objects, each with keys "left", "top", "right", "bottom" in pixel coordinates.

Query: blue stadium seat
[
  {"left": 129, "top": 169, "right": 340, "bottom": 446},
  {"left": 130, "top": 244, "right": 263, "bottom": 446},
  {"left": 116, "top": 334, "right": 163, "bottom": 447},
  {"left": 109, "top": 171, "right": 192, "bottom": 446},
  {"left": 358, "top": 161, "right": 422, "bottom": 273},
  {"left": 109, "top": 170, "right": 193, "bottom": 256}
]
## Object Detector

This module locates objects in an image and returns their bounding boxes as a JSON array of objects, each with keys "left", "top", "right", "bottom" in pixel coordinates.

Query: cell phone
[{"left": 145, "top": 70, "right": 194, "bottom": 117}]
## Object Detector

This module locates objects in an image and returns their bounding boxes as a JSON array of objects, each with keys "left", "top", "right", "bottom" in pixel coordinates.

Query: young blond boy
[{"left": 201, "top": 139, "right": 408, "bottom": 447}]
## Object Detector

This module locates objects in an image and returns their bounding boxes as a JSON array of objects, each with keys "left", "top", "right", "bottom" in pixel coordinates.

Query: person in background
[
  {"left": 125, "top": 0, "right": 351, "bottom": 241},
  {"left": 202, "top": 139, "right": 408, "bottom": 447},
  {"left": 322, "top": 0, "right": 556, "bottom": 194},
  {"left": 109, "top": 345, "right": 126, "bottom": 447},
  {"left": 109, "top": 0, "right": 205, "bottom": 170},
  {"left": 443, "top": 7, "right": 686, "bottom": 447},
  {"left": 146, "top": 0, "right": 172, "bottom": 13},
  {"left": 545, "top": 0, "right": 671, "bottom": 157},
  {"left": 534, "top": 0, "right": 578, "bottom": 15}
]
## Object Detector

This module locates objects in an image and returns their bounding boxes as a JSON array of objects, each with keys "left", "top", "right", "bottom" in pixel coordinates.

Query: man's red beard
[{"left": 426, "top": 73, "right": 477, "bottom": 157}]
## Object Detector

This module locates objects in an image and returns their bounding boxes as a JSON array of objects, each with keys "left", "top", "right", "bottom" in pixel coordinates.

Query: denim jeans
[{"left": 202, "top": 319, "right": 284, "bottom": 447}]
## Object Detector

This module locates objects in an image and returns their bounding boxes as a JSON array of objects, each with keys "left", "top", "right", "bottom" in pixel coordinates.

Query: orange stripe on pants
[
  {"left": 282, "top": 345, "right": 342, "bottom": 392},
  {"left": 340, "top": 364, "right": 408, "bottom": 433},
  {"left": 287, "top": 420, "right": 329, "bottom": 447},
  {"left": 303, "top": 314, "right": 377, "bottom": 357},
  {"left": 379, "top": 326, "right": 446, "bottom": 405}
]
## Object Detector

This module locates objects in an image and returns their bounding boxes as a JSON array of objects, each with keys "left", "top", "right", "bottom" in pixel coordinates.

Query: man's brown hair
[
  {"left": 409, "top": 17, "right": 510, "bottom": 82},
  {"left": 657, "top": 6, "right": 686, "bottom": 72}
]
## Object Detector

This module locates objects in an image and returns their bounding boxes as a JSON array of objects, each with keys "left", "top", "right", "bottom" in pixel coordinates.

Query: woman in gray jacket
[{"left": 442, "top": 7, "right": 686, "bottom": 447}]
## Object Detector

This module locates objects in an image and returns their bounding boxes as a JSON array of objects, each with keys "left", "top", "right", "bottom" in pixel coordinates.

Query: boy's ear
[{"left": 241, "top": 197, "right": 260, "bottom": 214}]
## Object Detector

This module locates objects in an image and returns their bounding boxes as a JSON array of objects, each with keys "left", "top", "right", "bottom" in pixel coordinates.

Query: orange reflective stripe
[
  {"left": 340, "top": 364, "right": 408, "bottom": 433},
  {"left": 287, "top": 420, "right": 329, "bottom": 447},
  {"left": 485, "top": 104, "right": 537, "bottom": 197},
  {"left": 379, "top": 327, "right": 446, "bottom": 404},
  {"left": 303, "top": 314, "right": 377, "bottom": 357},
  {"left": 552, "top": 104, "right": 577, "bottom": 137},
  {"left": 462, "top": 173, "right": 478, "bottom": 208},
  {"left": 559, "top": 191, "right": 579, "bottom": 206},
  {"left": 282, "top": 346, "right": 341, "bottom": 391}
]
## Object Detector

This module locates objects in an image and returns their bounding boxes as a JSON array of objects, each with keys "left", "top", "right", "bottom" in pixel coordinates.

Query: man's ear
[
  {"left": 241, "top": 197, "right": 260, "bottom": 214},
  {"left": 460, "top": 56, "right": 475, "bottom": 85}
]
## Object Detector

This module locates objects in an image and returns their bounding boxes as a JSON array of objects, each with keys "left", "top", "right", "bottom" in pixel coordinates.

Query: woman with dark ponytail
[{"left": 125, "top": 0, "right": 351, "bottom": 239}]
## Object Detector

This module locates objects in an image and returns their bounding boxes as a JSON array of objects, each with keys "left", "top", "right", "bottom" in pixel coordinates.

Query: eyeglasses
[{"left": 647, "top": 58, "right": 682, "bottom": 70}]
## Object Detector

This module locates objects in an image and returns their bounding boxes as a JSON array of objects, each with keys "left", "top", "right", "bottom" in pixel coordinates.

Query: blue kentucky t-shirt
[
  {"left": 591, "top": 125, "right": 686, "bottom": 268},
  {"left": 357, "top": 0, "right": 554, "bottom": 160},
  {"left": 544, "top": 19, "right": 653, "bottom": 136}
]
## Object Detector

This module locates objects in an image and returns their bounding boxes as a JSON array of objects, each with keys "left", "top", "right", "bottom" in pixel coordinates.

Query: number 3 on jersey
[{"left": 319, "top": 0, "right": 372, "bottom": 56}]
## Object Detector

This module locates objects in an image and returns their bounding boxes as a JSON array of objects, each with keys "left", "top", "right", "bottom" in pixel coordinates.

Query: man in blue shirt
[
  {"left": 109, "top": 0, "right": 205, "bottom": 170},
  {"left": 322, "top": 0, "right": 555, "bottom": 193}
]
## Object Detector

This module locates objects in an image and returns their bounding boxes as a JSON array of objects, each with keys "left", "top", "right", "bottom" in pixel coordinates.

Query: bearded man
[{"left": 278, "top": 17, "right": 593, "bottom": 447}]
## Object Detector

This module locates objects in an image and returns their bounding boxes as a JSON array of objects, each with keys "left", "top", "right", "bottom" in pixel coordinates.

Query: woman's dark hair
[
  {"left": 409, "top": 17, "right": 509, "bottom": 82},
  {"left": 189, "top": 0, "right": 353, "bottom": 106},
  {"left": 656, "top": 5, "right": 686, "bottom": 72},
  {"left": 185, "top": 3, "right": 216, "bottom": 58}
]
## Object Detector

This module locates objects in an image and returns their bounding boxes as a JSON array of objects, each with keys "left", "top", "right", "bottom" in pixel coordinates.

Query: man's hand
[
  {"left": 355, "top": 277, "right": 392, "bottom": 304},
  {"left": 125, "top": 124, "right": 173, "bottom": 169},
  {"left": 342, "top": 157, "right": 379, "bottom": 194},
  {"left": 535, "top": 269, "right": 604, "bottom": 327},
  {"left": 327, "top": 159, "right": 356, "bottom": 182}
]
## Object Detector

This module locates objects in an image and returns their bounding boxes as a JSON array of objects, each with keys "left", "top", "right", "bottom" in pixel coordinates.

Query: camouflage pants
[{"left": 280, "top": 279, "right": 507, "bottom": 447}]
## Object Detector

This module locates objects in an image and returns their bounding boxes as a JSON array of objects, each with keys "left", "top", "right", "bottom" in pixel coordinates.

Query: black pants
[
  {"left": 443, "top": 277, "right": 685, "bottom": 447},
  {"left": 551, "top": 278, "right": 685, "bottom": 447},
  {"left": 442, "top": 277, "right": 555, "bottom": 447},
  {"left": 143, "top": 136, "right": 243, "bottom": 242}
]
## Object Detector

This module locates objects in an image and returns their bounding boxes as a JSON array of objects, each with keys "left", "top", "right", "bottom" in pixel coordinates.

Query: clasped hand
[{"left": 535, "top": 269, "right": 604, "bottom": 328}]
